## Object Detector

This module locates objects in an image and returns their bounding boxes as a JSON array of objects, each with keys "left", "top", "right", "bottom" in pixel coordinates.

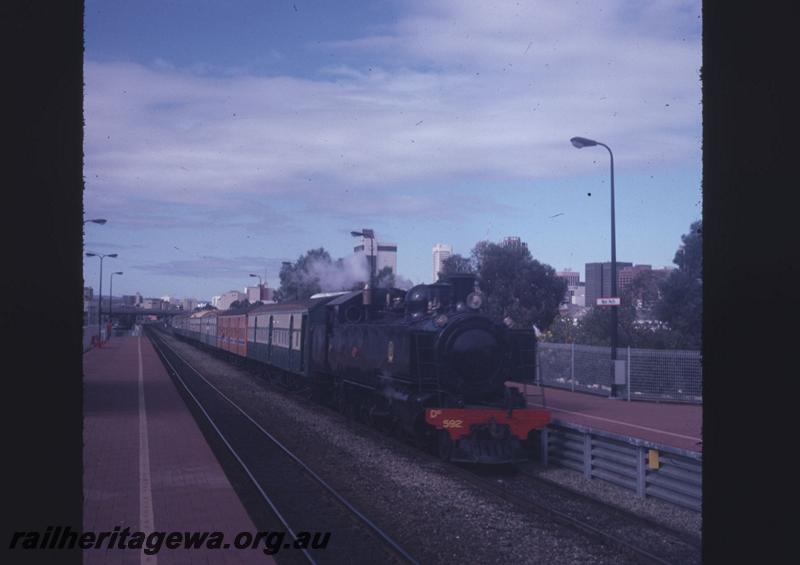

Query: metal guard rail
[{"left": 540, "top": 420, "right": 702, "bottom": 512}]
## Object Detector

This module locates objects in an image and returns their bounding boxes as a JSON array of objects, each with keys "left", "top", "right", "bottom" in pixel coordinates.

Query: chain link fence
[{"left": 537, "top": 342, "right": 702, "bottom": 403}]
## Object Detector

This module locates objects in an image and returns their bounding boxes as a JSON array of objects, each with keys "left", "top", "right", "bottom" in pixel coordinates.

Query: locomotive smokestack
[
  {"left": 446, "top": 273, "right": 478, "bottom": 304},
  {"left": 362, "top": 282, "right": 372, "bottom": 305}
]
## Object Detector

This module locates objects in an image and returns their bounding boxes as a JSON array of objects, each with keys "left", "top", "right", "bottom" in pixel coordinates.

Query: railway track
[
  {"left": 151, "top": 326, "right": 700, "bottom": 564},
  {"left": 146, "top": 328, "right": 419, "bottom": 565},
  {"left": 451, "top": 465, "right": 701, "bottom": 565}
]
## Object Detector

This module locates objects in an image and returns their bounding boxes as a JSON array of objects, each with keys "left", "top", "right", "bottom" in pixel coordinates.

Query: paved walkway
[
  {"left": 510, "top": 382, "right": 702, "bottom": 452},
  {"left": 84, "top": 335, "right": 276, "bottom": 564}
]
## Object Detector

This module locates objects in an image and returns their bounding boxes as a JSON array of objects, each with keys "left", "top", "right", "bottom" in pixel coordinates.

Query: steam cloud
[
  {"left": 307, "top": 255, "right": 369, "bottom": 293},
  {"left": 288, "top": 253, "right": 415, "bottom": 294}
]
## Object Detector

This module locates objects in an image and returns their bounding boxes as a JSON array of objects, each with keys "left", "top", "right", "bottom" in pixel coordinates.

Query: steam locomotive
[{"left": 171, "top": 273, "right": 550, "bottom": 464}]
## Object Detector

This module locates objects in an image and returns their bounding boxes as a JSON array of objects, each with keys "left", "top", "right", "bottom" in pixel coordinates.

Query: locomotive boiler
[{"left": 172, "top": 273, "right": 550, "bottom": 464}]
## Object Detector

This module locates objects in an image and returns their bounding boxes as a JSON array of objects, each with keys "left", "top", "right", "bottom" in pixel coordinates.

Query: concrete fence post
[
  {"left": 583, "top": 433, "right": 592, "bottom": 479},
  {"left": 636, "top": 445, "right": 646, "bottom": 497},
  {"left": 570, "top": 342, "right": 575, "bottom": 392},
  {"left": 627, "top": 346, "right": 631, "bottom": 401}
]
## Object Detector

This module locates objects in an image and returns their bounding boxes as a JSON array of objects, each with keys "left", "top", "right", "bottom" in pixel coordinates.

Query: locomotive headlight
[
  {"left": 455, "top": 302, "right": 467, "bottom": 312},
  {"left": 503, "top": 316, "right": 515, "bottom": 328},
  {"left": 435, "top": 314, "right": 449, "bottom": 327},
  {"left": 466, "top": 291, "right": 483, "bottom": 310}
]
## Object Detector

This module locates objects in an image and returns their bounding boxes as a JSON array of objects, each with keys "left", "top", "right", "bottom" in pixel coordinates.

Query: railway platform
[
  {"left": 510, "top": 382, "right": 702, "bottom": 453},
  {"left": 83, "top": 335, "right": 275, "bottom": 564}
]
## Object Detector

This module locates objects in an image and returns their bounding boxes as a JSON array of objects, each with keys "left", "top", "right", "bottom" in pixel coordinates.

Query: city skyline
[
  {"left": 85, "top": 256, "right": 677, "bottom": 305},
  {"left": 83, "top": 1, "right": 701, "bottom": 299}
]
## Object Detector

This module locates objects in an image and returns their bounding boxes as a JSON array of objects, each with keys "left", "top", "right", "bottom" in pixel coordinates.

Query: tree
[
  {"left": 375, "top": 266, "right": 396, "bottom": 289},
  {"left": 543, "top": 314, "right": 583, "bottom": 343},
  {"left": 623, "top": 269, "right": 666, "bottom": 316},
  {"left": 229, "top": 299, "right": 251, "bottom": 310},
  {"left": 438, "top": 254, "right": 474, "bottom": 280},
  {"left": 275, "top": 248, "right": 334, "bottom": 302},
  {"left": 656, "top": 220, "right": 702, "bottom": 348},
  {"left": 469, "top": 239, "right": 566, "bottom": 330}
]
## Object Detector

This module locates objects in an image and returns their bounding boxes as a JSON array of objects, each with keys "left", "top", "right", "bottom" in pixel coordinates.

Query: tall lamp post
[
  {"left": 109, "top": 271, "right": 123, "bottom": 337},
  {"left": 350, "top": 229, "right": 376, "bottom": 299},
  {"left": 85, "top": 252, "right": 118, "bottom": 346},
  {"left": 570, "top": 136, "right": 621, "bottom": 398}
]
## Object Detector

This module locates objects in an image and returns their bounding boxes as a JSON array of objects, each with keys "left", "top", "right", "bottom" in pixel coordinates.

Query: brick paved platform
[
  {"left": 510, "top": 383, "right": 702, "bottom": 453},
  {"left": 84, "top": 335, "right": 276, "bottom": 564}
]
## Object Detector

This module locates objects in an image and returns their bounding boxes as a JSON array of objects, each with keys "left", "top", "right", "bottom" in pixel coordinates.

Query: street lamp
[
  {"left": 351, "top": 229, "right": 376, "bottom": 305},
  {"left": 109, "top": 271, "right": 123, "bottom": 336},
  {"left": 85, "top": 252, "right": 118, "bottom": 346},
  {"left": 570, "top": 136, "right": 621, "bottom": 398},
  {"left": 83, "top": 218, "right": 107, "bottom": 225}
]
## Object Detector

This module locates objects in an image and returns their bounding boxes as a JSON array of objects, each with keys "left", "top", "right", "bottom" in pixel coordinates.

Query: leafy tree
[
  {"left": 375, "top": 265, "right": 395, "bottom": 289},
  {"left": 275, "top": 248, "right": 333, "bottom": 301},
  {"left": 229, "top": 299, "right": 251, "bottom": 310},
  {"left": 623, "top": 269, "right": 667, "bottom": 316},
  {"left": 543, "top": 314, "right": 583, "bottom": 343},
  {"left": 557, "top": 270, "right": 679, "bottom": 349},
  {"left": 548, "top": 221, "right": 702, "bottom": 350},
  {"left": 438, "top": 254, "right": 475, "bottom": 280},
  {"left": 468, "top": 239, "right": 566, "bottom": 330},
  {"left": 656, "top": 220, "right": 702, "bottom": 348}
]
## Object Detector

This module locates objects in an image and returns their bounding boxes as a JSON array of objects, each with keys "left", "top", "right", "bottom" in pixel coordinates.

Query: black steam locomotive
[{"left": 172, "top": 273, "right": 550, "bottom": 464}]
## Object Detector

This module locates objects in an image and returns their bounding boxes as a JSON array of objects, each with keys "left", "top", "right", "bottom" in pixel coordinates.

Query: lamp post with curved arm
[
  {"left": 85, "top": 252, "right": 118, "bottom": 346},
  {"left": 109, "top": 271, "right": 123, "bottom": 337},
  {"left": 351, "top": 229, "right": 375, "bottom": 306},
  {"left": 570, "top": 136, "right": 621, "bottom": 398}
]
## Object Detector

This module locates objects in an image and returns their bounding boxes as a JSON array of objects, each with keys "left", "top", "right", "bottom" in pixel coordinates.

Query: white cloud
[{"left": 85, "top": 1, "right": 701, "bottom": 221}]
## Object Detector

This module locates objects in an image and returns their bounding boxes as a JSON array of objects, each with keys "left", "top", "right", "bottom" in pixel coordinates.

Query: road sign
[{"left": 596, "top": 297, "right": 621, "bottom": 306}]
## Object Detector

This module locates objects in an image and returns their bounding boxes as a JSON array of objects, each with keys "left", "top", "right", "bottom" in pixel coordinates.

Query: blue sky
[{"left": 83, "top": 0, "right": 702, "bottom": 301}]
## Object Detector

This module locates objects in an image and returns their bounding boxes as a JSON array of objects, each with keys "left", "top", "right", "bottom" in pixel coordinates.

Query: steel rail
[
  {"left": 516, "top": 469, "right": 702, "bottom": 550},
  {"left": 148, "top": 330, "right": 419, "bottom": 565},
  {"left": 157, "top": 326, "right": 696, "bottom": 564},
  {"left": 451, "top": 465, "right": 697, "bottom": 565},
  {"left": 147, "top": 333, "right": 318, "bottom": 565}
]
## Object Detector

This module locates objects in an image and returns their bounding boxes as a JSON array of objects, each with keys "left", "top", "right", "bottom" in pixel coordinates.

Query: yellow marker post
[{"left": 648, "top": 449, "right": 660, "bottom": 470}]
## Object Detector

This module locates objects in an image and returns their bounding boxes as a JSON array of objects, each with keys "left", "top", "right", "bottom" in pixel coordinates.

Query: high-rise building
[
  {"left": 557, "top": 269, "right": 582, "bottom": 305},
  {"left": 217, "top": 290, "right": 246, "bottom": 310},
  {"left": 501, "top": 236, "right": 523, "bottom": 248},
  {"left": 571, "top": 284, "right": 586, "bottom": 307},
  {"left": 353, "top": 233, "right": 397, "bottom": 277},
  {"left": 556, "top": 269, "right": 580, "bottom": 287},
  {"left": 432, "top": 243, "right": 453, "bottom": 282},
  {"left": 245, "top": 285, "right": 275, "bottom": 303},
  {"left": 585, "top": 261, "right": 633, "bottom": 306},
  {"left": 617, "top": 265, "right": 652, "bottom": 290}
]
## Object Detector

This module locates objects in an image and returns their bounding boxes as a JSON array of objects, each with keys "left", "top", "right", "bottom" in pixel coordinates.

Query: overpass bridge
[{"left": 104, "top": 306, "right": 184, "bottom": 328}]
